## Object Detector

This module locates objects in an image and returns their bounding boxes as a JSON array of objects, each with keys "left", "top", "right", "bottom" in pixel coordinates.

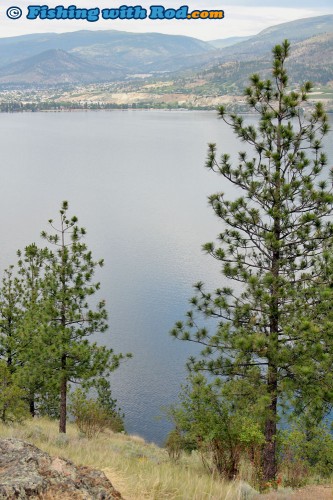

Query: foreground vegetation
[
  {"left": 1, "top": 418, "right": 333, "bottom": 499},
  {"left": 0, "top": 418, "right": 246, "bottom": 499}
]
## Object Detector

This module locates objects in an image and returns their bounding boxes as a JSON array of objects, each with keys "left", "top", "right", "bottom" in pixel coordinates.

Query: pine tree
[
  {"left": 40, "top": 201, "right": 128, "bottom": 433},
  {"left": 0, "top": 361, "right": 28, "bottom": 423},
  {"left": 0, "top": 267, "right": 23, "bottom": 371},
  {"left": 0, "top": 246, "right": 54, "bottom": 416},
  {"left": 171, "top": 41, "right": 333, "bottom": 481},
  {"left": 16, "top": 243, "right": 52, "bottom": 417}
]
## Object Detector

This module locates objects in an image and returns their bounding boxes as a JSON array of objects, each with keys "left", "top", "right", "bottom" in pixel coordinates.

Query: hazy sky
[{"left": 1, "top": 0, "right": 332, "bottom": 40}]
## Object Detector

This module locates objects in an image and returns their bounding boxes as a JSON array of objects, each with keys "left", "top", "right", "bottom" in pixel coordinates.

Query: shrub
[
  {"left": 164, "top": 429, "right": 186, "bottom": 461},
  {"left": 279, "top": 420, "right": 333, "bottom": 484},
  {"left": 168, "top": 375, "right": 265, "bottom": 480},
  {"left": 70, "top": 388, "right": 124, "bottom": 438},
  {"left": 54, "top": 433, "right": 70, "bottom": 448},
  {"left": 94, "top": 378, "right": 125, "bottom": 433}
]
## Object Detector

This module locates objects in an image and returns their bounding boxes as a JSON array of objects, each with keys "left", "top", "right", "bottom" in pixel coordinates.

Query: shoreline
[{"left": 0, "top": 107, "right": 332, "bottom": 114}]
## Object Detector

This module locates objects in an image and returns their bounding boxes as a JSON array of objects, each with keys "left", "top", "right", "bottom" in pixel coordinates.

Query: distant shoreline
[{"left": 0, "top": 107, "right": 332, "bottom": 114}]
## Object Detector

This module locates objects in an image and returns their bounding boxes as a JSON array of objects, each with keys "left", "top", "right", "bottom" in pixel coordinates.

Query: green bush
[
  {"left": 168, "top": 375, "right": 265, "bottom": 480},
  {"left": 279, "top": 420, "right": 333, "bottom": 484},
  {"left": 164, "top": 429, "right": 186, "bottom": 461},
  {"left": 70, "top": 387, "right": 124, "bottom": 438}
]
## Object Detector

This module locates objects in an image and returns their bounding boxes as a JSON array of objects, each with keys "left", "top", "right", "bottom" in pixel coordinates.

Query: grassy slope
[{"left": 0, "top": 418, "right": 242, "bottom": 500}]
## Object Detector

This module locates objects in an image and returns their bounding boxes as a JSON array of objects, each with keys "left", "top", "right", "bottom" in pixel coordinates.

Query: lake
[{"left": 0, "top": 110, "right": 332, "bottom": 444}]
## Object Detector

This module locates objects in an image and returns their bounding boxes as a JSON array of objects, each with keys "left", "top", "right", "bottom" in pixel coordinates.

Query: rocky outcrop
[{"left": 0, "top": 438, "right": 122, "bottom": 499}]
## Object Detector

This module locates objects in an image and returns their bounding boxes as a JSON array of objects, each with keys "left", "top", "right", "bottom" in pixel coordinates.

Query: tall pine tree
[
  {"left": 172, "top": 41, "right": 333, "bottom": 481},
  {"left": 16, "top": 244, "right": 52, "bottom": 417},
  {"left": 40, "top": 201, "right": 128, "bottom": 433}
]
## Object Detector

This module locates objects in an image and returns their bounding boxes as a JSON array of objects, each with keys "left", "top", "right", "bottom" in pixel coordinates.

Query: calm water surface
[{"left": 0, "top": 111, "right": 332, "bottom": 444}]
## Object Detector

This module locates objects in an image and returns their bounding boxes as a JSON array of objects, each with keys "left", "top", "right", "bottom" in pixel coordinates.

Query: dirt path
[{"left": 256, "top": 484, "right": 333, "bottom": 499}]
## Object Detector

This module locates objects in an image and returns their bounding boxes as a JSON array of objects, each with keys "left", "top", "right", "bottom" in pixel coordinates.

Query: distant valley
[{"left": 0, "top": 14, "right": 332, "bottom": 110}]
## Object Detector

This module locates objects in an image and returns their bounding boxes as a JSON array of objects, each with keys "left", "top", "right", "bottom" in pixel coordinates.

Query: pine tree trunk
[
  {"left": 264, "top": 192, "right": 280, "bottom": 480},
  {"left": 59, "top": 218, "right": 67, "bottom": 434},
  {"left": 59, "top": 354, "right": 67, "bottom": 433},
  {"left": 262, "top": 105, "right": 282, "bottom": 481},
  {"left": 263, "top": 271, "right": 279, "bottom": 480},
  {"left": 262, "top": 366, "right": 278, "bottom": 481}
]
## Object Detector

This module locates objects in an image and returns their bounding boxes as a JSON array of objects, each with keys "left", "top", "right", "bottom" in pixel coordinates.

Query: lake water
[{"left": 0, "top": 110, "right": 332, "bottom": 445}]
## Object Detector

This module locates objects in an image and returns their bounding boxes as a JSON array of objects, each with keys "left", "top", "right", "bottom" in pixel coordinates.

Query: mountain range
[
  {"left": 0, "top": 14, "right": 332, "bottom": 88},
  {"left": 0, "top": 30, "right": 212, "bottom": 84}
]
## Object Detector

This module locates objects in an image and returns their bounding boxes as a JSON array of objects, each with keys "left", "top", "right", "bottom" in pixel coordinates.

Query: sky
[{"left": 1, "top": 0, "right": 333, "bottom": 40}]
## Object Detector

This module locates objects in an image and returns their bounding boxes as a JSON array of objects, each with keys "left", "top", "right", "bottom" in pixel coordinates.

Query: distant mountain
[
  {"left": 0, "top": 49, "right": 118, "bottom": 85},
  {"left": 208, "top": 14, "right": 333, "bottom": 63},
  {"left": 286, "top": 32, "right": 333, "bottom": 84},
  {"left": 143, "top": 14, "right": 333, "bottom": 79},
  {"left": 289, "top": 32, "right": 333, "bottom": 65},
  {"left": 0, "top": 14, "right": 331, "bottom": 88},
  {"left": 208, "top": 36, "right": 252, "bottom": 49},
  {"left": 0, "top": 30, "right": 213, "bottom": 76},
  {"left": 194, "top": 31, "right": 333, "bottom": 95}
]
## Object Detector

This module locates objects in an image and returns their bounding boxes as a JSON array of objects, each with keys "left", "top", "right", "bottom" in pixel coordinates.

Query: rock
[{"left": 0, "top": 438, "right": 122, "bottom": 499}]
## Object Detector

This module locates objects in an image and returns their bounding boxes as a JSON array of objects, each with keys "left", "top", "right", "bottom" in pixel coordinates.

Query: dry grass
[{"left": 0, "top": 418, "right": 244, "bottom": 499}]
